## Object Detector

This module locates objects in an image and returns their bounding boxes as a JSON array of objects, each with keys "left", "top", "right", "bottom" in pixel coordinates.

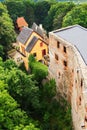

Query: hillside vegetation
[
  {"left": 0, "top": 54, "right": 72, "bottom": 130},
  {"left": 0, "top": 0, "right": 87, "bottom": 129}
]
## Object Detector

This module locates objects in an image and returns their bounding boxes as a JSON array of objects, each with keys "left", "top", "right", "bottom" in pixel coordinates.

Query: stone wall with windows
[{"left": 49, "top": 32, "right": 87, "bottom": 130}]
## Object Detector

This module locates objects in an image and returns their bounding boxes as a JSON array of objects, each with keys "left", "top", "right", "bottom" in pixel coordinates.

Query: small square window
[
  {"left": 33, "top": 53, "right": 36, "bottom": 57},
  {"left": 40, "top": 42, "right": 43, "bottom": 47},
  {"left": 81, "top": 79, "right": 83, "bottom": 87},
  {"left": 64, "top": 46, "right": 66, "bottom": 53},
  {"left": 85, "top": 115, "right": 87, "bottom": 122},
  {"left": 57, "top": 41, "right": 60, "bottom": 48},
  {"left": 79, "top": 96, "right": 81, "bottom": 105},
  {"left": 63, "top": 60, "right": 67, "bottom": 67},
  {"left": 55, "top": 54, "right": 58, "bottom": 61}
]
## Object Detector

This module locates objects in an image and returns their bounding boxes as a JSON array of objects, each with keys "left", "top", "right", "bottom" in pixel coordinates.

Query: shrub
[{"left": 29, "top": 55, "right": 48, "bottom": 83}]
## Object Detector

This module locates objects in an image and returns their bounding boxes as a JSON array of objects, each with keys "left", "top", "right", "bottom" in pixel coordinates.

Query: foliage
[
  {"left": 24, "top": 0, "right": 35, "bottom": 26},
  {"left": 53, "top": 2, "right": 75, "bottom": 29},
  {"left": 39, "top": 80, "right": 72, "bottom": 130},
  {"left": 34, "top": 1, "right": 51, "bottom": 28},
  {"left": 42, "top": 79, "right": 56, "bottom": 99},
  {"left": 0, "top": 2, "right": 8, "bottom": 15},
  {"left": 29, "top": 55, "right": 48, "bottom": 83},
  {"left": 0, "top": 56, "right": 72, "bottom": 130},
  {"left": 62, "top": 4, "right": 87, "bottom": 27},
  {"left": 5, "top": 0, "right": 35, "bottom": 26},
  {"left": 4, "top": 59, "right": 17, "bottom": 69},
  {"left": 14, "top": 123, "right": 40, "bottom": 130},
  {"left": 44, "top": 1, "right": 58, "bottom": 31},
  {"left": 4, "top": 0, "right": 26, "bottom": 22},
  {"left": 46, "top": 2, "right": 74, "bottom": 31},
  {"left": 0, "top": 3, "right": 16, "bottom": 59},
  {"left": 0, "top": 58, "right": 40, "bottom": 130},
  {"left": 29, "top": 54, "right": 36, "bottom": 64},
  {"left": 0, "top": 45, "right": 4, "bottom": 57},
  {"left": 6, "top": 68, "right": 40, "bottom": 111},
  {"left": 0, "top": 82, "right": 29, "bottom": 130}
]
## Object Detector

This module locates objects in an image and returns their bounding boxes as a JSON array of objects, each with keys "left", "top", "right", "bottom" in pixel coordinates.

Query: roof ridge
[{"left": 52, "top": 24, "right": 84, "bottom": 33}]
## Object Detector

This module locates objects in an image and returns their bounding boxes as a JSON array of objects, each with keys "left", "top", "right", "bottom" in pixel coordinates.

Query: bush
[
  {"left": 29, "top": 55, "right": 48, "bottom": 83},
  {"left": 30, "top": 61, "right": 48, "bottom": 83}
]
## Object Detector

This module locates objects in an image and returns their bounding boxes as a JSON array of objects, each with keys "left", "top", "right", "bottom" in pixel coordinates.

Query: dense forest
[{"left": 0, "top": 0, "right": 87, "bottom": 129}]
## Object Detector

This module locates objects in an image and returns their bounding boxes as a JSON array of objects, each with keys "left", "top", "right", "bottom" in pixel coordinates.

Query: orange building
[
  {"left": 16, "top": 17, "right": 28, "bottom": 31},
  {"left": 17, "top": 26, "right": 48, "bottom": 70}
]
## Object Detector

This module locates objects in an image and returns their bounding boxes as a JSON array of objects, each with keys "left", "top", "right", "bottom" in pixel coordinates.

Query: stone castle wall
[{"left": 49, "top": 32, "right": 87, "bottom": 130}]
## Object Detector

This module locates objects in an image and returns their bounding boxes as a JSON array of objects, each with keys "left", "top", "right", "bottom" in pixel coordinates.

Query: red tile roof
[{"left": 16, "top": 17, "right": 28, "bottom": 28}]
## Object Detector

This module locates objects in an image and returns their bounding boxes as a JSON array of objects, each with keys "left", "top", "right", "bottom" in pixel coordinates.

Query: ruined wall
[
  {"left": 71, "top": 47, "right": 87, "bottom": 130},
  {"left": 49, "top": 33, "right": 74, "bottom": 101},
  {"left": 49, "top": 32, "right": 87, "bottom": 130}
]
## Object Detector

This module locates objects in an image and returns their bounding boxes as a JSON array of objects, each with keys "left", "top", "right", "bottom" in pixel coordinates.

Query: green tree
[
  {"left": 4, "top": 59, "right": 17, "bottom": 69},
  {"left": 5, "top": 0, "right": 35, "bottom": 27},
  {"left": 47, "top": 2, "right": 74, "bottom": 31},
  {"left": 6, "top": 68, "right": 40, "bottom": 111},
  {"left": 24, "top": 0, "right": 35, "bottom": 26},
  {"left": 34, "top": 1, "right": 51, "bottom": 26},
  {"left": 14, "top": 123, "right": 40, "bottom": 130},
  {"left": 4, "top": 0, "right": 26, "bottom": 22},
  {"left": 0, "top": 3, "right": 16, "bottom": 58},
  {"left": 29, "top": 55, "right": 48, "bottom": 83},
  {"left": 46, "top": 2, "right": 61, "bottom": 31},
  {"left": 0, "top": 82, "right": 29, "bottom": 130},
  {"left": 0, "top": 45, "right": 4, "bottom": 57},
  {"left": 0, "top": 2, "right": 8, "bottom": 15},
  {"left": 53, "top": 2, "right": 74, "bottom": 29},
  {"left": 0, "top": 56, "right": 72, "bottom": 130},
  {"left": 62, "top": 4, "right": 87, "bottom": 27},
  {"left": 0, "top": 58, "right": 40, "bottom": 130}
]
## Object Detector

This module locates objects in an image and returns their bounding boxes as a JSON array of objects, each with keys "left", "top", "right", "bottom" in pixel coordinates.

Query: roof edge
[{"left": 51, "top": 24, "right": 87, "bottom": 34}]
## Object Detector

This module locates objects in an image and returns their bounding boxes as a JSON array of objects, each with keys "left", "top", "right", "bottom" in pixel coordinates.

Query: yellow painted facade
[
  {"left": 27, "top": 39, "right": 48, "bottom": 61},
  {"left": 18, "top": 32, "right": 48, "bottom": 70}
]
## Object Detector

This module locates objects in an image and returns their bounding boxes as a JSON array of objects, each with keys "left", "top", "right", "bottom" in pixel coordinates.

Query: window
[
  {"left": 58, "top": 72, "right": 61, "bottom": 79},
  {"left": 77, "top": 70, "right": 79, "bottom": 73},
  {"left": 81, "top": 79, "right": 83, "bottom": 87},
  {"left": 59, "top": 72, "right": 61, "bottom": 77},
  {"left": 33, "top": 53, "right": 36, "bottom": 57},
  {"left": 57, "top": 41, "right": 60, "bottom": 48},
  {"left": 64, "top": 46, "right": 66, "bottom": 53},
  {"left": 79, "top": 96, "right": 81, "bottom": 105},
  {"left": 42, "top": 49, "right": 46, "bottom": 56},
  {"left": 40, "top": 42, "right": 43, "bottom": 47},
  {"left": 63, "top": 60, "right": 67, "bottom": 67},
  {"left": 85, "top": 115, "right": 87, "bottom": 122},
  {"left": 75, "top": 79, "right": 77, "bottom": 83},
  {"left": 55, "top": 54, "right": 58, "bottom": 61}
]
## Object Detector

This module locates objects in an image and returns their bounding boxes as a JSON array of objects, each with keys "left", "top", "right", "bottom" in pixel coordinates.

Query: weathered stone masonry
[{"left": 49, "top": 25, "right": 87, "bottom": 130}]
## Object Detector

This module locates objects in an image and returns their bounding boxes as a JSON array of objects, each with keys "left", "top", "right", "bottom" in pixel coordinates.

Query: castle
[{"left": 49, "top": 25, "right": 87, "bottom": 130}]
